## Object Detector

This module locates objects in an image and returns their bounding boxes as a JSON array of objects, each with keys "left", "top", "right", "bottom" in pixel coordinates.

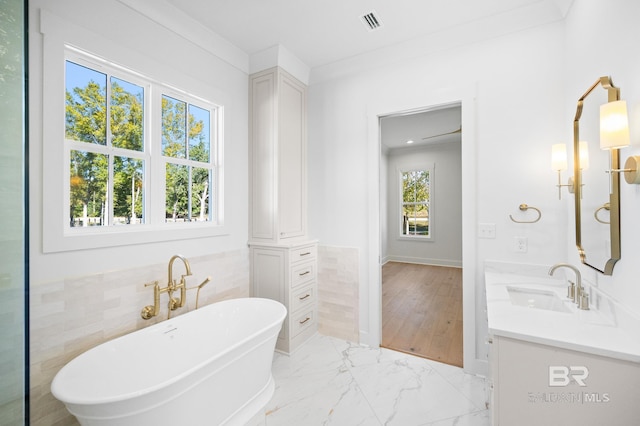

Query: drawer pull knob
[
  {"left": 299, "top": 294, "right": 311, "bottom": 300},
  {"left": 299, "top": 271, "right": 310, "bottom": 276},
  {"left": 299, "top": 317, "right": 311, "bottom": 325},
  {"left": 300, "top": 252, "right": 311, "bottom": 256}
]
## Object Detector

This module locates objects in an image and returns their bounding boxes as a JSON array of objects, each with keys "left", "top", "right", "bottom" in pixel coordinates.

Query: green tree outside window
[{"left": 401, "top": 170, "right": 430, "bottom": 237}]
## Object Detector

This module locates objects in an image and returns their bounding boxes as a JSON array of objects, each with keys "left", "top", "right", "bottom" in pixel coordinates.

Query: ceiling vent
[{"left": 361, "top": 11, "right": 382, "bottom": 31}]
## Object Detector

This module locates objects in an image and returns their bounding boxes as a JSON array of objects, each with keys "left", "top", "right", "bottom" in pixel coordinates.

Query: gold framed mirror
[{"left": 573, "top": 76, "right": 621, "bottom": 275}]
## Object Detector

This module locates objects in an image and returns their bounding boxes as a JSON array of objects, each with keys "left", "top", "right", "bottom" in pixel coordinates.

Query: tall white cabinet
[{"left": 249, "top": 66, "right": 317, "bottom": 354}]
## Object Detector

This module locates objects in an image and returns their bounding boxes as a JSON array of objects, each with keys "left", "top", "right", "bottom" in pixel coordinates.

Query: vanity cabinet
[
  {"left": 250, "top": 241, "right": 317, "bottom": 354},
  {"left": 249, "top": 66, "right": 307, "bottom": 243},
  {"left": 488, "top": 335, "right": 640, "bottom": 425}
]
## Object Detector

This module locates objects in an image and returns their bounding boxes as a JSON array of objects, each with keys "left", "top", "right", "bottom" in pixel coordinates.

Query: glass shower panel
[{"left": 0, "top": 0, "right": 28, "bottom": 424}]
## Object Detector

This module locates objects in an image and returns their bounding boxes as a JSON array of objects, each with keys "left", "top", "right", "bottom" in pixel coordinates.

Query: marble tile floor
[{"left": 251, "top": 333, "right": 490, "bottom": 426}]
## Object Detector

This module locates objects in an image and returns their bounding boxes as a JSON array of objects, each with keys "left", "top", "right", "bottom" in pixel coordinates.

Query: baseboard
[{"left": 385, "top": 255, "right": 462, "bottom": 268}]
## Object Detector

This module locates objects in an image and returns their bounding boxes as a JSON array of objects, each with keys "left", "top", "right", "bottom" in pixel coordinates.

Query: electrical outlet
[
  {"left": 479, "top": 223, "right": 496, "bottom": 239},
  {"left": 515, "top": 236, "right": 528, "bottom": 253}
]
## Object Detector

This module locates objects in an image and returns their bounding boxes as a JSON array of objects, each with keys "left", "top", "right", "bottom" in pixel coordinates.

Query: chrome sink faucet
[{"left": 548, "top": 263, "right": 589, "bottom": 310}]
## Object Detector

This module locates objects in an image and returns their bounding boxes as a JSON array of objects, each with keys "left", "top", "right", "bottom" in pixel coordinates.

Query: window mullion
[
  {"left": 106, "top": 154, "right": 113, "bottom": 226},
  {"left": 106, "top": 75, "right": 114, "bottom": 226},
  {"left": 185, "top": 103, "right": 190, "bottom": 160},
  {"left": 146, "top": 84, "right": 156, "bottom": 225},
  {"left": 187, "top": 166, "right": 193, "bottom": 221}
]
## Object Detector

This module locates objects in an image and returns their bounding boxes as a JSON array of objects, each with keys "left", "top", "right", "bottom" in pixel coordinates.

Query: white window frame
[
  {"left": 42, "top": 34, "right": 226, "bottom": 253},
  {"left": 398, "top": 166, "right": 434, "bottom": 241},
  {"left": 157, "top": 90, "right": 219, "bottom": 225},
  {"left": 64, "top": 51, "right": 152, "bottom": 230}
]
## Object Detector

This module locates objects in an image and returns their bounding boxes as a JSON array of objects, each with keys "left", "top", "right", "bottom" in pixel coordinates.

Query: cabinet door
[
  {"left": 495, "top": 337, "right": 640, "bottom": 425},
  {"left": 277, "top": 72, "right": 306, "bottom": 239},
  {"left": 250, "top": 248, "right": 286, "bottom": 305},
  {"left": 250, "top": 72, "right": 277, "bottom": 240}
]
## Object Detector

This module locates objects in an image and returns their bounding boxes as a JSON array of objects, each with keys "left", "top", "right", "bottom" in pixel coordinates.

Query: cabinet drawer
[
  {"left": 291, "top": 308, "right": 315, "bottom": 337},
  {"left": 291, "top": 284, "right": 316, "bottom": 312},
  {"left": 292, "top": 262, "right": 315, "bottom": 288},
  {"left": 290, "top": 245, "right": 316, "bottom": 263}
]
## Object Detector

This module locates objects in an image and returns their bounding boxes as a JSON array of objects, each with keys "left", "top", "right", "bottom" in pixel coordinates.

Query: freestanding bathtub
[{"left": 51, "top": 297, "right": 286, "bottom": 426}]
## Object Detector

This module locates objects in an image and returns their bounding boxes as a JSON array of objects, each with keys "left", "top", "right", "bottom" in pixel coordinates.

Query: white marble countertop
[{"left": 485, "top": 267, "right": 640, "bottom": 363}]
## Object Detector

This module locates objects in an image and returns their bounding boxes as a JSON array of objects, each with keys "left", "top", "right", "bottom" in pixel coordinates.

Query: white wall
[
  {"left": 308, "top": 21, "right": 567, "bottom": 371},
  {"left": 564, "top": 1, "right": 640, "bottom": 320},
  {"left": 28, "top": 4, "right": 251, "bottom": 421},
  {"left": 29, "top": 0, "right": 249, "bottom": 285},
  {"left": 29, "top": 0, "right": 640, "bottom": 381},
  {"left": 384, "top": 142, "right": 462, "bottom": 267}
]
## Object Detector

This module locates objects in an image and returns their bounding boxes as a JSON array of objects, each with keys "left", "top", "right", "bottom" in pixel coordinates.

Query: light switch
[{"left": 478, "top": 223, "right": 496, "bottom": 239}]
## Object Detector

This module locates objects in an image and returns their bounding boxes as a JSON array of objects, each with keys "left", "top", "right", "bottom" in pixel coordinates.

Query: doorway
[
  {"left": 381, "top": 262, "right": 463, "bottom": 366},
  {"left": 379, "top": 106, "right": 463, "bottom": 367}
]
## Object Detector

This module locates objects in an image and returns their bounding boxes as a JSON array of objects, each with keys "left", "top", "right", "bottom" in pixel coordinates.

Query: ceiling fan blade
[{"left": 421, "top": 126, "right": 462, "bottom": 140}]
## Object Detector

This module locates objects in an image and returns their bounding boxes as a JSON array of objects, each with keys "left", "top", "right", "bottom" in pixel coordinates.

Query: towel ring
[
  {"left": 509, "top": 204, "right": 542, "bottom": 224},
  {"left": 594, "top": 202, "right": 610, "bottom": 224}
]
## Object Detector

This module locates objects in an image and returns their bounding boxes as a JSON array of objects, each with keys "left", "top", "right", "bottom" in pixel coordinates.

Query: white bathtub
[{"left": 51, "top": 297, "right": 286, "bottom": 426}]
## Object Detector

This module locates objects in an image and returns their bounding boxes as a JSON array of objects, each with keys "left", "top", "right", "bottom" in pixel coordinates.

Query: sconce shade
[
  {"left": 600, "top": 100, "right": 630, "bottom": 150},
  {"left": 579, "top": 141, "right": 590, "bottom": 170},
  {"left": 551, "top": 143, "right": 568, "bottom": 171}
]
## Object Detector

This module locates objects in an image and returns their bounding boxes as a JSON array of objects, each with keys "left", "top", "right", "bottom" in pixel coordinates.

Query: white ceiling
[
  {"left": 162, "top": 0, "right": 573, "bottom": 69},
  {"left": 122, "top": 1, "right": 571, "bottom": 147},
  {"left": 381, "top": 105, "right": 462, "bottom": 151}
]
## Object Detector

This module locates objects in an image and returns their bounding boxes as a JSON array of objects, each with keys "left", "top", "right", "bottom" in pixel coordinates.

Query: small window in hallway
[{"left": 400, "top": 169, "right": 431, "bottom": 238}]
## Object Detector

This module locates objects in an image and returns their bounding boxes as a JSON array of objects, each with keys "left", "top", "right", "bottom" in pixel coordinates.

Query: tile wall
[
  {"left": 29, "top": 245, "right": 361, "bottom": 425},
  {"left": 29, "top": 249, "right": 251, "bottom": 426},
  {"left": 317, "top": 245, "right": 360, "bottom": 342}
]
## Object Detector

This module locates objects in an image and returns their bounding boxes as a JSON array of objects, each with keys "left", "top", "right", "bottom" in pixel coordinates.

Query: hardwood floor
[{"left": 381, "top": 261, "right": 463, "bottom": 367}]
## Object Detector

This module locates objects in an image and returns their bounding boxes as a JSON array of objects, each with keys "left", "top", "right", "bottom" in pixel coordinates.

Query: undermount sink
[{"left": 506, "top": 286, "right": 572, "bottom": 313}]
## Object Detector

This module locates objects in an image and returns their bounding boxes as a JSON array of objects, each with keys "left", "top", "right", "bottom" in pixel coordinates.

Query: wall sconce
[
  {"left": 552, "top": 143, "right": 575, "bottom": 199},
  {"left": 600, "top": 100, "right": 640, "bottom": 184},
  {"left": 600, "top": 100, "right": 630, "bottom": 149},
  {"left": 578, "top": 140, "right": 590, "bottom": 171}
]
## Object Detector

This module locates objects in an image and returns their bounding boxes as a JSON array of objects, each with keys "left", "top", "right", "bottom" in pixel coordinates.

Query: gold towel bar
[{"left": 509, "top": 204, "right": 542, "bottom": 224}]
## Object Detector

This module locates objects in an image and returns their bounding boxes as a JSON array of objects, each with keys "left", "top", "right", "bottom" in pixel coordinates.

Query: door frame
[
  {"left": 365, "top": 83, "right": 484, "bottom": 375},
  {"left": 379, "top": 104, "right": 463, "bottom": 363}
]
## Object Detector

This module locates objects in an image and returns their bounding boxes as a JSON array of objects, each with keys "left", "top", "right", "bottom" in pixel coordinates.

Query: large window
[
  {"left": 64, "top": 50, "right": 219, "bottom": 232},
  {"left": 66, "top": 60, "right": 147, "bottom": 227},
  {"left": 162, "top": 96, "right": 213, "bottom": 223},
  {"left": 400, "top": 169, "right": 431, "bottom": 238}
]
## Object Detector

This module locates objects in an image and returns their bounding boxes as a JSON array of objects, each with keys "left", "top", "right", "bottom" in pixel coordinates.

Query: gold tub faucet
[
  {"left": 167, "top": 254, "right": 192, "bottom": 312},
  {"left": 141, "top": 255, "right": 193, "bottom": 320}
]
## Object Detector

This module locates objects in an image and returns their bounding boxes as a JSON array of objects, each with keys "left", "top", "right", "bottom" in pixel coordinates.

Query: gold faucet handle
[
  {"left": 140, "top": 281, "right": 161, "bottom": 320},
  {"left": 178, "top": 274, "right": 193, "bottom": 291},
  {"left": 168, "top": 296, "right": 181, "bottom": 311},
  {"left": 141, "top": 305, "right": 155, "bottom": 320},
  {"left": 140, "top": 281, "right": 160, "bottom": 320}
]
